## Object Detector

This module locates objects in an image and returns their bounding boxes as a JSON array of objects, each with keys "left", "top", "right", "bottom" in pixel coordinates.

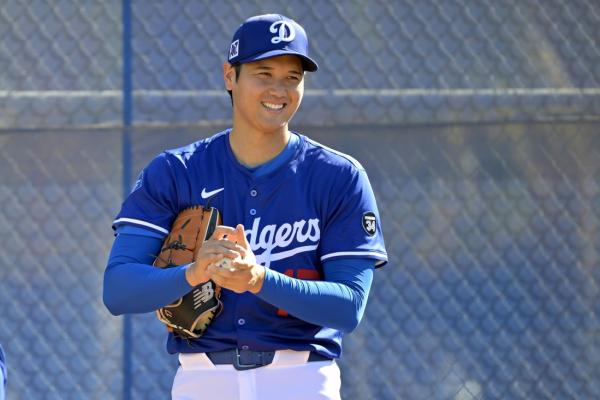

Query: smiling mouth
[{"left": 262, "top": 102, "right": 286, "bottom": 111}]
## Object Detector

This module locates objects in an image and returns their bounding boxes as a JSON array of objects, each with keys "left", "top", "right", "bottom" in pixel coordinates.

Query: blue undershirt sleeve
[
  {"left": 115, "top": 224, "right": 166, "bottom": 239},
  {"left": 103, "top": 231, "right": 193, "bottom": 315},
  {"left": 256, "top": 258, "right": 375, "bottom": 333},
  {"left": 104, "top": 227, "right": 376, "bottom": 333}
]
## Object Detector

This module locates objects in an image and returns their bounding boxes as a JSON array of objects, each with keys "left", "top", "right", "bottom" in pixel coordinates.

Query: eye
[
  {"left": 288, "top": 75, "right": 300, "bottom": 81},
  {"left": 258, "top": 72, "right": 271, "bottom": 77}
]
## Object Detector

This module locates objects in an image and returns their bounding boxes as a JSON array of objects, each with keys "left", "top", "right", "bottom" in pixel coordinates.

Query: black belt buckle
[{"left": 233, "top": 348, "right": 264, "bottom": 371}]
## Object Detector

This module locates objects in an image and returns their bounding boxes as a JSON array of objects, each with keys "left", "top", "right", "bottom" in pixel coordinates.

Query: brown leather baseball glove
[{"left": 153, "top": 205, "right": 222, "bottom": 339}]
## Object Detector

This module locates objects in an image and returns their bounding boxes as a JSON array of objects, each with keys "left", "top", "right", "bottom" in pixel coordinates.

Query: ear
[{"left": 223, "top": 63, "right": 236, "bottom": 91}]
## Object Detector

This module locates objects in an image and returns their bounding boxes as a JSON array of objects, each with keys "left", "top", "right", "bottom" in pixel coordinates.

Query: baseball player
[{"left": 104, "top": 14, "right": 387, "bottom": 400}]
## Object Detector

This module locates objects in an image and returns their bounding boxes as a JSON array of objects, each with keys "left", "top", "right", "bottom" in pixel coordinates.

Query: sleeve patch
[{"left": 362, "top": 212, "right": 377, "bottom": 236}]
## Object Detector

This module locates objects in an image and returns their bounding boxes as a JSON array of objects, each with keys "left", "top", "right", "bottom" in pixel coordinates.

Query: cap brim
[{"left": 236, "top": 49, "right": 318, "bottom": 72}]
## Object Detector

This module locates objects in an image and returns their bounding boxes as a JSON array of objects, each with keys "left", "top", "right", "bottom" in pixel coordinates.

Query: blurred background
[{"left": 0, "top": 1, "right": 599, "bottom": 399}]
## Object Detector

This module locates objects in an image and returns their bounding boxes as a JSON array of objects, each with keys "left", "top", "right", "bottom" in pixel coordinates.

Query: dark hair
[{"left": 227, "top": 64, "right": 242, "bottom": 105}]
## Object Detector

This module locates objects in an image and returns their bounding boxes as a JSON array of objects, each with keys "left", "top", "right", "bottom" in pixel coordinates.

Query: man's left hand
[{"left": 206, "top": 224, "right": 265, "bottom": 294}]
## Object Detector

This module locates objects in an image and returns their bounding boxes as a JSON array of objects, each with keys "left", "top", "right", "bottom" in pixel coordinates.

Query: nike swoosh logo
[{"left": 201, "top": 187, "right": 224, "bottom": 199}]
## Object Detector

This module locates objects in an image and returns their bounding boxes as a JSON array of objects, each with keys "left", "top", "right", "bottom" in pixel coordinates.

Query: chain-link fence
[
  {"left": 3, "top": 0, "right": 599, "bottom": 129},
  {"left": 1, "top": 1, "right": 599, "bottom": 399}
]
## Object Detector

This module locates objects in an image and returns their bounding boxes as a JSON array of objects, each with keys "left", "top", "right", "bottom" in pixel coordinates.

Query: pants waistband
[{"left": 180, "top": 349, "right": 332, "bottom": 371}]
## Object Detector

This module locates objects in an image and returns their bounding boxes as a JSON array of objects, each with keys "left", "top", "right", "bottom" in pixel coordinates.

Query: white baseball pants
[{"left": 172, "top": 350, "right": 341, "bottom": 400}]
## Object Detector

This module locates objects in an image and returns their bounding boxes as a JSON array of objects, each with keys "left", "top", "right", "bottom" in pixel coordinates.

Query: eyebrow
[{"left": 253, "top": 65, "right": 303, "bottom": 75}]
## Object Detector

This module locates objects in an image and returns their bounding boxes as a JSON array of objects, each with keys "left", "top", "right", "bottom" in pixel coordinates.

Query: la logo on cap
[{"left": 270, "top": 21, "right": 295, "bottom": 44}]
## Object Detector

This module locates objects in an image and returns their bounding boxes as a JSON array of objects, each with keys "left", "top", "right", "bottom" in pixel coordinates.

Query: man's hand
[
  {"left": 206, "top": 224, "right": 266, "bottom": 294},
  {"left": 185, "top": 226, "right": 247, "bottom": 287}
]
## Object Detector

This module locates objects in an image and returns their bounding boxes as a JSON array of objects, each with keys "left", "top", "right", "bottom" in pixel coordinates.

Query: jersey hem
[
  {"left": 112, "top": 218, "right": 169, "bottom": 235},
  {"left": 320, "top": 251, "right": 388, "bottom": 267}
]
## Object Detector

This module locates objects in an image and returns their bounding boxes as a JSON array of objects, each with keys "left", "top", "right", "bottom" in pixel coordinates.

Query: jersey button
[
  {"left": 249, "top": 209, "right": 256, "bottom": 216},
  {"left": 237, "top": 318, "right": 246, "bottom": 325},
  {"left": 250, "top": 189, "right": 258, "bottom": 197},
  {"left": 241, "top": 345, "right": 249, "bottom": 350}
]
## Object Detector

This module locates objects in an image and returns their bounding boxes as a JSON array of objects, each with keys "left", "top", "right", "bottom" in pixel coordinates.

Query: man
[{"left": 104, "top": 14, "right": 387, "bottom": 400}]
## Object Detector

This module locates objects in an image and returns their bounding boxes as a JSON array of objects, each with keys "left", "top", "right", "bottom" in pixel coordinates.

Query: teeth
[{"left": 262, "top": 102, "right": 284, "bottom": 110}]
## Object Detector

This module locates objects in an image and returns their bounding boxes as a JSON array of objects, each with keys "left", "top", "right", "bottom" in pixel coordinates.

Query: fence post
[{"left": 121, "top": 0, "right": 133, "bottom": 399}]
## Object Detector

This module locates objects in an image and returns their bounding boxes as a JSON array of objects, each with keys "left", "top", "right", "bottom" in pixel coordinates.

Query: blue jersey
[{"left": 113, "top": 130, "right": 387, "bottom": 356}]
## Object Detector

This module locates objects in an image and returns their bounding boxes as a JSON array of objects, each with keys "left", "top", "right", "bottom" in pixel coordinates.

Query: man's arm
[
  {"left": 103, "top": 225, "right": 244, "bottom": 315},
  {"left": 257, "top": 258, "right": 375, "bottom": 333},
  {"left": 103, "top": 232, "right": 192, "bottom": 315},
  {"left": 205, "top": 225, "right": 376, "bottom": 333}
]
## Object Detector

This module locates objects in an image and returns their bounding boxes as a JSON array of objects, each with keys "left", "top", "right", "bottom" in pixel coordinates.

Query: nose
[{"left": 267, "top": 79, "right": 287, "bottom": 97}]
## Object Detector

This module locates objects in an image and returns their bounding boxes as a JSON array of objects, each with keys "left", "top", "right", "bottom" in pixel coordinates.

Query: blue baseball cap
[{"left": 228, "top": 14, "right": 318, "bottom": 72}]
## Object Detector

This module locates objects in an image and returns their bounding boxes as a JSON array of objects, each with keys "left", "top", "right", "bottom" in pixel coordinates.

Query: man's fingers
[
  {"left": 200, "top": 247, "right": 241, "bottom": 261},
  {"left": 209, "top": 240, "right": 241, "bottom": 251},
  {"left": 235, "top": 224, "right": 251, "bottom": 248},
  {"left": 207, "top": 263, "right": 235, "bottom": 279},
  {"left": 209, "top": 224, "right": 251, "bottom": 249},
  {"left": 204, "top": 225, "right": 253, "bottom": 266},
  {"left": 202, "top": 237, "right": 243, "bottom": 255},
  {"left": 210, "top": 225, "right": 238, "bottom": 240},
  {"left": 208, "top": 260, "right": 251, "bottom": 275}
]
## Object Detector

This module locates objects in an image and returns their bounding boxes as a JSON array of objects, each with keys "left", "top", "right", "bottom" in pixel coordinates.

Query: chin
[
  {"left": 257, "top": 119, "right": 290, "bottom": 133},
  {"left": 259, "top": 125, "right": 288, "bottom": 135}
]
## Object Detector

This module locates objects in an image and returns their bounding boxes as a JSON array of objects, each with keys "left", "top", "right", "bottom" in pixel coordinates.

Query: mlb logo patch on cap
[
  {"left": 228, "top": 14, "right": 318, "bottom": 72},
  {"left": 229, "top": 39, "right": 239, "bottom": 59}
]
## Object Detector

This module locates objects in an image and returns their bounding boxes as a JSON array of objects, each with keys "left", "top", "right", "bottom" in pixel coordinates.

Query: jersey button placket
[
  {"left": 248, "top": 187, "right": 259, "bottom": 217},
  {"left": 239, "top": 185, "right": 257, "bottom": 343}
]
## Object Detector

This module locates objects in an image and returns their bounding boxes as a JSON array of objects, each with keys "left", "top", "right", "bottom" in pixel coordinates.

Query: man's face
[{"left": 224, "top": 55, "right": 304, "bottom": 135}]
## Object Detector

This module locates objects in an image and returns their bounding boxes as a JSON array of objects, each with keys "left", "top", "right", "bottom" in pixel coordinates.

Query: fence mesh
[
  {"left": 0, "top": 1, "right": 599, "bottom": 399},
  {"left": 0, "top": 130, "right": 123, "bottom": 399},
  {"left": 2, "top": 0, "right": 599, "bottom": 129},
  {"left": 0, "top": 0, "right": 122, "bottom": 128},
  {"left": 341, "top": 122, "right": 600, "bottom": 400}
]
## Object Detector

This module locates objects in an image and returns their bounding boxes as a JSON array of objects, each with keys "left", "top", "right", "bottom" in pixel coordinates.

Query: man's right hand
[{"left": 185, "top": 226, "right": 245, "bottom": 286}]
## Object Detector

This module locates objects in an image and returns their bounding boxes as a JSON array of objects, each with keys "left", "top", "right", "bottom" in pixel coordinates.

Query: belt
[{"left": 206, "top": 349, "right": 332, "bottom": 371}]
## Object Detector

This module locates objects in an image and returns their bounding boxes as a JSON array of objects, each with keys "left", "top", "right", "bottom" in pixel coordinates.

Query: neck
[{"left": 229, "top": 127, "right": 290, "bottom": 168}]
